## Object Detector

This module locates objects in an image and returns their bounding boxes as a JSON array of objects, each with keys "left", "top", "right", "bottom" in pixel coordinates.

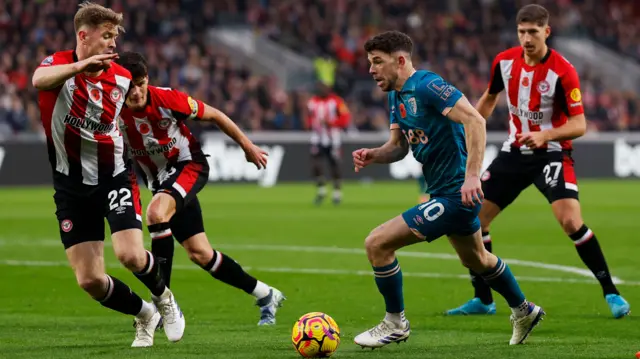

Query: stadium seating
[{"left": 1, "top": 0, "right": 639, "bottom": 138}]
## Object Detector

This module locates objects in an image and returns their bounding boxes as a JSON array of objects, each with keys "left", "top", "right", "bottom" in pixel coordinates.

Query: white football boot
[
  {"left": 257, "top": 287, "right": 286, "bottom": 326},
  {"left": 509, "top": 302, "right": 545, "bottom": 345},
  {"left": 153, "top": 289, "right": 185, "bottom": 342},
  {"left": 354, "top": 319, "right": 411, "bottom": 349},
  {"left": 131, "top": 309, "right": 161, "bottom": 347}
]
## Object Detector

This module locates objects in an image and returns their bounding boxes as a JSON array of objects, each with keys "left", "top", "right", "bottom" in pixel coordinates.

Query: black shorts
[
  {"left": 152, "top": 160, "right": 209, "bottom": 213},
  {"left": 53, "top": 169, "right": 143, "bottom": 249},
  {"left": 311, "top": 144, "right": 341, "bottom": 164},
  {"left": 481, "top": 149, "right": 579, "bottom": 210},
  {"left": 169, "top": 196, "right": 205, "bottom": 243}
]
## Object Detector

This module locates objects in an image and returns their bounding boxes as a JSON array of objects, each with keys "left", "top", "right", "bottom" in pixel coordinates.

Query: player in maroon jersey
[
  {"left": 445, "top": 4, "right": 630, "bottom": 318},
  {"left": 31, "top": 2, "right": 184, "bottom": 347},
  {"left": 116, "top": 51, "right": 286, "bottom": 326}
]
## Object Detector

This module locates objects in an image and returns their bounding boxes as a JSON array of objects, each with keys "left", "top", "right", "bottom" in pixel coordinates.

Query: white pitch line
[
  {"left": 0, "top": 239, "right": 629, "bottom": 284},
  {"left": 1, "top": 258, "right": 639, "bottom": 286},
  {"left": 213, "top": 243, "right": 626, "bottom": 284}
]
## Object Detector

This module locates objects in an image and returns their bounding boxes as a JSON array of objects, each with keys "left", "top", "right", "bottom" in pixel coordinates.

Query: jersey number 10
[{"left": 402, "top": 129, "right": 429, "bottom": 145}]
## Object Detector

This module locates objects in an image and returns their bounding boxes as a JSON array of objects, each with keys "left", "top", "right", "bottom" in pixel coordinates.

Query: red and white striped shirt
[
  {"left": 307, "top": 94, "right": 350, "bottom": 148},
  {"left": 37, "top": 50, "right": 131, "bottom": 185},
  {"left": 488, "top": 47, "right": 584, "bottom": 153},
  {"left": 118, "top": 86, "right": 206, "bottom": 188}
]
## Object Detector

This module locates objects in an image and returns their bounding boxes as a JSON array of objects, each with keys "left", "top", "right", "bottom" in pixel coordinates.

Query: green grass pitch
[{"left": 0, "top": 180, "right": 638, "bottom": 358}]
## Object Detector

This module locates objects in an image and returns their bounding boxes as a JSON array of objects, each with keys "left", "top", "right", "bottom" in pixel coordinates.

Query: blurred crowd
[{"left": 1, "top": 0, "right": 639, "bottom": 139}]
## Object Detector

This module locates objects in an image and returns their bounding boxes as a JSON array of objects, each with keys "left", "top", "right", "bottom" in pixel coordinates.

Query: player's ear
[
  {"left": 545, "top": 25, "right": 551, "bottom": 39},
  {"left": 397, "top": 54, "right": 406, "bottom": 66}
]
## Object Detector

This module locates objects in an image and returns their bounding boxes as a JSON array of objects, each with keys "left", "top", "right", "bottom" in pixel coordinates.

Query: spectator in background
[{"left": 1, "top": 0, "right": 639, "bottom": 136}]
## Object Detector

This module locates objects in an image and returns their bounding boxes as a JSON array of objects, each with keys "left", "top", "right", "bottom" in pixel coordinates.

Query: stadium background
[{"left": 0, "top": 1, "right": 639, "bottom": 358}]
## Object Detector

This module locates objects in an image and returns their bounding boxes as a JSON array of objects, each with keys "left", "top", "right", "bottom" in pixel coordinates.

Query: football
[{"left": 291, "top": 312, "right": 341, "bottom": 358}]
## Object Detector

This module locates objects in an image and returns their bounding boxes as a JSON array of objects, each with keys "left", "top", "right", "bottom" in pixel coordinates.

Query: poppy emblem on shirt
[
  {"left": 537, "top": 80, "right": 550, "bottom": 94},
  {"left": 138, "top": 122, "right": 151, "bottom": 135},
  {"left": 399, "top": 103, "right": 407, "bottom": 118},
  {"left": 90, "top": 88, "right": 102, "bottom": 102},
  {"left": 521, "top": 77, "right": 530, "bottom": 87}
]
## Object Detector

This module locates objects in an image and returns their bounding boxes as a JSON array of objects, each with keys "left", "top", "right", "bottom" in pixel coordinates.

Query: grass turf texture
[{"left": 0, "top": 180, "right": 638, "bottom": 358}]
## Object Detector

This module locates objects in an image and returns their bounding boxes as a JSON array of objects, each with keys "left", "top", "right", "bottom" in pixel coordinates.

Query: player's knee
[
  {"left": 146, "top": 204, "right": 170, "bottom": 225},
  {"left": 558, "top": 215, "right": 583, "bottom": 235},
  {"left": 458, "top": 250, "right": 490, "bottom": 273},
  {"left": 364, "top": 228, "right": 391, "bottom": 261},
  {"left": 76, "top": 275, "right": 107, "bottom": 297},
  {"left": 116, "top": 250, "right": 147, "bottom": 272},
  {"left": 187, "top": 246, "right": 211, "bottom": 266}
]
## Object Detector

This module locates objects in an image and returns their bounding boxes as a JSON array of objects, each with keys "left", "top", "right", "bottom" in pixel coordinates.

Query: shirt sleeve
[
  {"left": 487, "top": 55, "right": 505, "bottom": 95},
  {"left": 165, "top": 89, "right": 206, "bottom": 121},
  {"left": 36, "top": 52, "right": 72, "bottom": 69},
  {"left": 556, "top": 66, "right": 585, "bottom": 117},
  {"left": 416, "top": 74, "right": 463, "bottom": 116}
]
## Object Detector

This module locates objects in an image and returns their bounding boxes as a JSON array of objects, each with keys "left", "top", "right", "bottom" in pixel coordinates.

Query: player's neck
[
  {"left": 75, "top": 46, "right": 104, "bottom": 77},
  {"left": 395, "top": 67, "right": 417, "bottom": 91},
  {"left": 523, "top": 44, "right": 549, "bottom": 66}
]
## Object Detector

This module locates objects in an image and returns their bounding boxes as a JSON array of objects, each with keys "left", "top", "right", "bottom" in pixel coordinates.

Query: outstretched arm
[
  {"left": 32, "top": 53, "right": 119, "bottom": 90},
  {"left": 199, "top": 104, "right": 252, "bottom": 148},
  {"left": 198, "top": 104, "right": 268, "bottom": 169}
]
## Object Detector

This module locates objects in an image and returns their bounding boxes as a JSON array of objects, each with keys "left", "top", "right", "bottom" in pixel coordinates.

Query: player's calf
[
  {"left": 552, "top": 199, "right": 630, "bottom": 317},
  {"left": 183, "top": 235, "right": 285, "bottom": 325},
  {"left": 147, "top": 193, "right": 178, "bottom": 287},
  {"left": 450, "top": 233, "right": 544, "bottom": 344},
  {"left": 356, "top": 216, "right": 421, "bottom": 348}
]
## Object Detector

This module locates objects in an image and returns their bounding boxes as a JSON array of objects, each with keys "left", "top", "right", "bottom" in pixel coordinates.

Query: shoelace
[
  {"left": 368, "top": 321, "right": 391, "bottom": 337},
  {"left": 160, "top": 297, "right": 177, "bottom": 324},
  {"left": 135, "top": 318, "right": 153, "bottom": 340}
]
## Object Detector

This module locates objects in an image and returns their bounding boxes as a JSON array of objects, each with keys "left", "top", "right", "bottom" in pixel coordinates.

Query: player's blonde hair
[{"left": 74, "top": 1, "right": 125, "bottom": 33}]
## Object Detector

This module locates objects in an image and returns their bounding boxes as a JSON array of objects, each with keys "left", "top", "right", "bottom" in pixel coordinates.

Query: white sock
[
  {"left": 252, "top": 281, "right": 271, "bottom": 300},
  {"left": 136, "top": 300, "right": 156, "bottom": 320},
  {"left": 384, "top": 311, "right": 406, "bottom": 327},
  {"left": 511, "top": 301, "right": 530, "bottom": 318}
]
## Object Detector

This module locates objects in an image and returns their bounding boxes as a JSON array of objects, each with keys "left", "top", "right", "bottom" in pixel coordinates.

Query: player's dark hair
[
  {"left": 115, "top": 51, "right": 148, "bottom": 80},
  {"left": 516, "top": 4, "right": 549, "bottom": 26},
  {"left": 364, "top": 31, "right": 413, "bottom": 55}
]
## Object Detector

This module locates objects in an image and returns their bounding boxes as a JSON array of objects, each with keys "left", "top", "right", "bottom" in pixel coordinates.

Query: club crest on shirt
[
  {"left": 110, "top": 88, "right": 122, "bottom": 102},
  {"left": 408, "top": 97, "right": 417, "bottom": 115},
  {"left": 158, "top": 118, "right": 172, "bottom": 130},
  {"left": 537, "top": 80, "right": 550, "bottom": 94}
]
